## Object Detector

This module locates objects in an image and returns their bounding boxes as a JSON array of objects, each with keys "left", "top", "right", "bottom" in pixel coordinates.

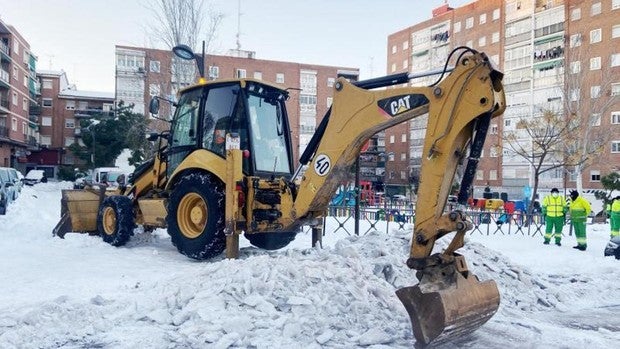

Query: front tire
[
  {"left": 97, "top": 196, "right": 135, "bottom": 246},
  {"left": 166, "top": 173, "right": 226, "bottom": 260}
]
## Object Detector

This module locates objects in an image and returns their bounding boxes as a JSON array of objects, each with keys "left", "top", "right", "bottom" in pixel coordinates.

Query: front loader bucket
[
  {"left": 396, "top": 257, "right": 499, "bottom": 347},
  {"left": 52, "top": 189, "right": 102, "bottom": 237}
]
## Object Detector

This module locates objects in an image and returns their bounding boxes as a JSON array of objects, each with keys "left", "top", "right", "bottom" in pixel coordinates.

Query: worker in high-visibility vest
[
  {"left": 569, "top": 190, "right": 591, "bottom": 251},
  {"left": 542, "top": 188, "right": 567, "bottom": 246},
  {"left": 608, "top": 196, "right": 620, "bottom": 238}
]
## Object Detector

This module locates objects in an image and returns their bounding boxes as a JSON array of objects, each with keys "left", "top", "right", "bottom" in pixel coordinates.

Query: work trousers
[
  {"left": 544, "top": 216, "right": 564, "bottom": 243},
  {"left": 610, "top": 212, "right": 620, "bottom": 237},
  {"left": 572, "top": 221, "right": 587, "bottom": 248}
]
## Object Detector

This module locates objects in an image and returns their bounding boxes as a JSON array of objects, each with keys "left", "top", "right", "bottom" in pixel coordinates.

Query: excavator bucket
[
  {"left": 396, "top": 256, "right": 500, "bottom": 348},
  {"left": 52, "top": 189, "right": 102, "bottom": 237}
]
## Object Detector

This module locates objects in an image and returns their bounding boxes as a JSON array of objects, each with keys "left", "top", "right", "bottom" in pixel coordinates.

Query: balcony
[
  {"left": 74, "top": 108, "right": 114, "bottom": 118},
  {"left": 29, "top": 103, "right": 41, "bottom": 116},
  {"left": 0, "top": 126, "right": 9, "bottom": 138},
  {"left": 0, "top": 41, "right": 9, "bottom": 61},
  {"left": 0, "top": 96, "right": 8, "bottom": 112},
  {"left": 0, "top": 68, "right": 9, "bottom": 88},
  {"left": 28, "top": 115, "right": 38, "bottom": 123}
]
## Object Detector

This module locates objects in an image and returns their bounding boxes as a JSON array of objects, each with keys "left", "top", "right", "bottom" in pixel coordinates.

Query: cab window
[{"left": 202, "top": 85, "right": 240, "bottom": 156}]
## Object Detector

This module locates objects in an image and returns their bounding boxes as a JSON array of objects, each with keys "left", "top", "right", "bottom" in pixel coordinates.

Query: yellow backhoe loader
[{"left": 53, "top": 46, "right": 505, "bottom": 347}]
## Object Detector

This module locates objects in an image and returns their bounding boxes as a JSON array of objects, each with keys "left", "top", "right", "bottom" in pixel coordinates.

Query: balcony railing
[
  {"left": 0, "top": 97, "right": 8, "bottom": 110},
  {"left": 28, "top": 136, "right": 37, "bottom": 146},
  {"left": 0, "top": 68, "right": 9, "bottom": 85},
  {"left": 0, "top": 41, "right": 8, "bottom": 57},
  {"left": 0, "top": 126, "right": 9, "bottom": 138},
  {"left": 74, "top": 108, "right": 114, "bottom": 117}
]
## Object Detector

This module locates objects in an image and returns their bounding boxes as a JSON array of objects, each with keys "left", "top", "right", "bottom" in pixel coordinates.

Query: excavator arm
[{"left": 290, "top": 49, "right": 505, "bottom": 346}]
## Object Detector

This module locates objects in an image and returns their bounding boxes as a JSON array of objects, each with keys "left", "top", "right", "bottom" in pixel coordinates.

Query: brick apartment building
[
  {"left": 0, "top": 19, "right": 40, "bottom": 173},
  {"left": 114, "top": 46, "right": 383, "bottom": 184},
  {"left": 386, "top": 0, "right": 620, "bottom": 199},
  {"left": 28, "top": 70, "right": 114, "bottom": 178}
]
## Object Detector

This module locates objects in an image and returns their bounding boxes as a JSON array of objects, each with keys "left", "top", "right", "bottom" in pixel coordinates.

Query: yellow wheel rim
[
  {"left": 102, "top": 206, "right": 117, "bottom": 235},
  {"left": 177, "top": 192, "right": 207, "bottom": 239}
]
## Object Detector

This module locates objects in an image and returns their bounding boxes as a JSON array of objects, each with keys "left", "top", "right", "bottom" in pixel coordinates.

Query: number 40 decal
[{"left": 314, "top": 154, "right": 331, "bottom": 176}]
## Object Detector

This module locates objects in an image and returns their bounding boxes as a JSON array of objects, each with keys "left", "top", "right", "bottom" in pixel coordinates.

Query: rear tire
[
  {"left": 97, "top": 196, "right": 135, "bottom": 246},
  {"left": 245, "top": 231, "right": 298, "bottom": 250},
  {"left": 166, "top": 173, "right": 226, "bottom": 260}
]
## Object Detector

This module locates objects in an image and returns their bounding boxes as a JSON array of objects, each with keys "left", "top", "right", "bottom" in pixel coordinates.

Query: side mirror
[
  {"left": 147, "top": 132, "right": 160, "bottom": 141},
  {"left": 149, "top": 97, "right": 160, "bottom": 115}
]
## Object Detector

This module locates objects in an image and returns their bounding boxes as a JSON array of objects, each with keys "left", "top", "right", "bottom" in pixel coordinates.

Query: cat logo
[{"left": 377, "top": 94, "right": 429, "bottom": 117}]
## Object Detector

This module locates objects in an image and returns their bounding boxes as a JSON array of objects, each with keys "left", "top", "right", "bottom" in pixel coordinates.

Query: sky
[
  {"left": 0, "top": 181, "right": 619, "bottom": 348},
  {"left": 0, "top": 0, "right": 472, "bottom": 92}
]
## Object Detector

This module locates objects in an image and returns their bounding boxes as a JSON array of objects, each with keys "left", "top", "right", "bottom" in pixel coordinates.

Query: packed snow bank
[{"left": 1, "top": 183, "right": 619, "bottom": 348}]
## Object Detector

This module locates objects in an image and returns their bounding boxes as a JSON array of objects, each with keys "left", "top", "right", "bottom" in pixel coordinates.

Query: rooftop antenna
[{"left": 235, "top": 0, "right": 242, "bottom": 50}]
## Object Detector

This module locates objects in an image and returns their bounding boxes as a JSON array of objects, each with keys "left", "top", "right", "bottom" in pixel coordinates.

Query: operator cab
[{"left": 165, "top": 80, "right": 294, "bottom": 178}]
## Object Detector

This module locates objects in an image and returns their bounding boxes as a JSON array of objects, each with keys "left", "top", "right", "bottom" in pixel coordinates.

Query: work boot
[
  {"left": 572, "top": 245, "right": 586, "bottom": 251},
  {"left": 555, "top": 241, "right": 561, "bottom": 246},
  {"left": 543, "top": 240, "right": 550, "bottom": 245}
]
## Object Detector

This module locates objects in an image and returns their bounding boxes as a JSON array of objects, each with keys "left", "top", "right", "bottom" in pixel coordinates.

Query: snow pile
[{"left": 1, "top": 183, "right": 619, "bottom": 348}]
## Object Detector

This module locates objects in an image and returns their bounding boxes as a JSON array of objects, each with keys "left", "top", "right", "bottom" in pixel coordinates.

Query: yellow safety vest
[{"left": 542, "top": 195, "right": 566, "bottom": 217}]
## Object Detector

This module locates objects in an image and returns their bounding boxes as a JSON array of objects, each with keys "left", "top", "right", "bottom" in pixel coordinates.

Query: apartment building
[
  {"left": 114, "top": 46, "right": 375, "bottom": 182},
  {"left": 0, "top": 19, "right": 40, "bottom": 173},
  {"left": 27, "top": 70, "right": 114, "bottom": 177},
  {"left": 387, "top": 0, "right": 620, "bottom": 198}
]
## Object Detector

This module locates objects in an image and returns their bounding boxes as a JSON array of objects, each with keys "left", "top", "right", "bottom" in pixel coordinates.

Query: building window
[
  {"left": 590, "top": 28, "right": 602, "bottom": 43},
  {"left": 327, "top": 77, "right": 335, "bottom": 87},
  {"left": 326, "top": 97, "right": 333, "bottom": 107},
  {"left": 570, "top": 61, "right": 581, "bottom": 74},
  {"left": 613, "top": 141, "right": 620, "bottom": 153},
  {"left": 65, "top": 118, "right": 75, "bottom": 129},
  {"left": 591, "top": 113, "right": 601, "bottom": 126},
  {"left": 149, "top": 84, "right": 160, "bottom": 96},
  {"left": 236, "top": 69, "right": 246, "bottom": 78},
  {"left": 400, "top": 134, "right": 406, "bottom": 142},
  {"left": 402, "top": 41, "right": 409, "bottom": 50},
  {"left": 478, "top": 36, "right": 486, "bottom": 47},
  {"left": 590, "top": 57, "right": 601, "bottom": 70},
  {"left": 402, "top": 59, "right": 408, "bottom": 69},
  {"left": 40, "top": 136, "right": 51, "bottom": 145},
  {"left": 388, "top": 154, "right": 394, "bottom": 161},
  {"left": 11, "top": 118, "right": 17, "bottom": 131},
  {"left": 492, "top": 8, "right": 500, "bottom": 21},
  {"left": 149, "top": 60, "right": 160, "bottom": 73},
  {"left": 23, "top": 75, "right": 28, "bottom": 88},
  {"left": 612, "top": 111, "right": 620, "bottom": 124},
  {"left": 42, "top": 98, "right": 53, "bottom": 107},
  {"left": 400, "top": 153, "right": 406, "bottom": 161},
  {"left": 41, "top": 116, "right": 52, "bottom": 126},
  {"left": 208, "top": 66, "right": 219, "bottom": 78},
  {"left": 612, "top": 83, "right": 620, "bottom": 96},
  {"left": 12, "top": 92, "right": 17, "bottom": 105},
  {"left": 253, "top": 71, "right": 262, "bottom": 80},
  {"left": 276, "top": 73, "right": 284, "bottom": 84},
  {"left": 22, "top": 98, "right": 28, "bottom": 111},
  {"left": 22, "top": 122, "right": 27, "bottom": 135},
  {"left": 490, "top": 54, "right": 499, "bottom": 65},
  {"left": 571, "top": 8, "right": 581, "bottom": 21},
  {"left": 42, "top": 79, "right": 53, "bottom": 89},
  {"left": 454, "top": 21, "right": 461, "bottom": 33},
  {"left": 401, "top": 171, "right": 406, "bottom": 180},
  {"left": 590, "top": 170, "right": 601, "bottom": 182},
  {"left": 476, "top": 170, "right": 484, "bottom": 180},
  {"left": 389, "top": 135, "right": 395, "bottom": 143},
  {"left": 64, "top": 137, "right": 75, "bottom": 146},
  {"left": 613, "top": 25, "right": 620, "bottom": 39},
  {"left": 614, "top": 0, "right": 620, "bottom": 10},
  {"left": 491, "top": 32, "right": 500, "bottom": 43},
  {"left": 570, "top": 33, "right": 582, "bottom": 47},
  {"left": 13, "top": 40, "right": 18, "bottom": 55},
  {"left": 12, "top": 66, "right": 18, "bottom": 80},
  {"left": 465, "top": 17, "right": 473, "bottom": 29},
  {"left": 391, "top": 63, "right": 396, "bottom": 72},
  {"left": 466, "top": 40, "right": 473, "bottom": 47},
  {"left": 490, "top": 124, "right": 498, "bottom": 134},
  {"left": 590, "top": 85, "right": 601, "bottom": 99},
  {"left": 591, "top": 2, "right": 601, "bottom": 16},
  {"left": 489, "top": 170, "right": 497, "bottom": 180},
  {"left": 479, "top": 13, "right": 486, "bottom": 25},
  {"left": 611, "top": 54, "right": 620, "bottom": 67},
  {"left": 570, "top": 88, "right": 580, "bottom": 101},
  {"left": 391, "top": 45, "right": 397, "bottom": 54},
  {"left": 66, "top": 100, "right": 75, "bottom": 110}
]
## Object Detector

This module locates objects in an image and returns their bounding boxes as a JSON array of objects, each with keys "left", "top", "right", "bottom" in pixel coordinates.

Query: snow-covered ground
[{"left": 1, "top": 183, "right": 618, "bottom": 348}]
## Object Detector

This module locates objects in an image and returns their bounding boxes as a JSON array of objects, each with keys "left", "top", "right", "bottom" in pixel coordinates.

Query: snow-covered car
[
  {"left": 0, "top": 168, "right": 16, "bottom": 214},
  {"left": 604, "top": 236, "right": 620, "bottom": 260},
  {"left": 24, "top": 170, "right": 48, "bottom": 186},
  {"left": 0, "top": 167, "right": 21, "bottom": 200},
  {"left": 392, "top": 194, "right": 407, "bottom": 202}
]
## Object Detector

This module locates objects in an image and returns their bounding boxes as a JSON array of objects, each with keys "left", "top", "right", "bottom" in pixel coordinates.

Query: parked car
[
  {"left": 0, "top": 168, "right": 16, "bottom": 214},
  {"left": 7, "top": 168, "right": 23, "bottom": 198},
  {"left": 604, "top": 236, "right": 620, "bottom": 260},
  {"left": 24, "top": 169, "right": 47, "bottom": 186}
]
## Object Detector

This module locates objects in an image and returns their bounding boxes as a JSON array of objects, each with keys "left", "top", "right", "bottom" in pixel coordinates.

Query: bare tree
[
  {"left": 561, "top": 36, "right": 619, "bottom": 192},
  {"left": 503, "top": 109, "right": 578, "bottom": 215}
]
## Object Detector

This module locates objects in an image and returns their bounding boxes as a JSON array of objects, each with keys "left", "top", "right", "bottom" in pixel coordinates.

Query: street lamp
[
  {"left": 172, "top": 42, "right": 206, "bottom": 82},
  {"left": 85, "top": 120, "right": 100, "bottom": 166}
]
